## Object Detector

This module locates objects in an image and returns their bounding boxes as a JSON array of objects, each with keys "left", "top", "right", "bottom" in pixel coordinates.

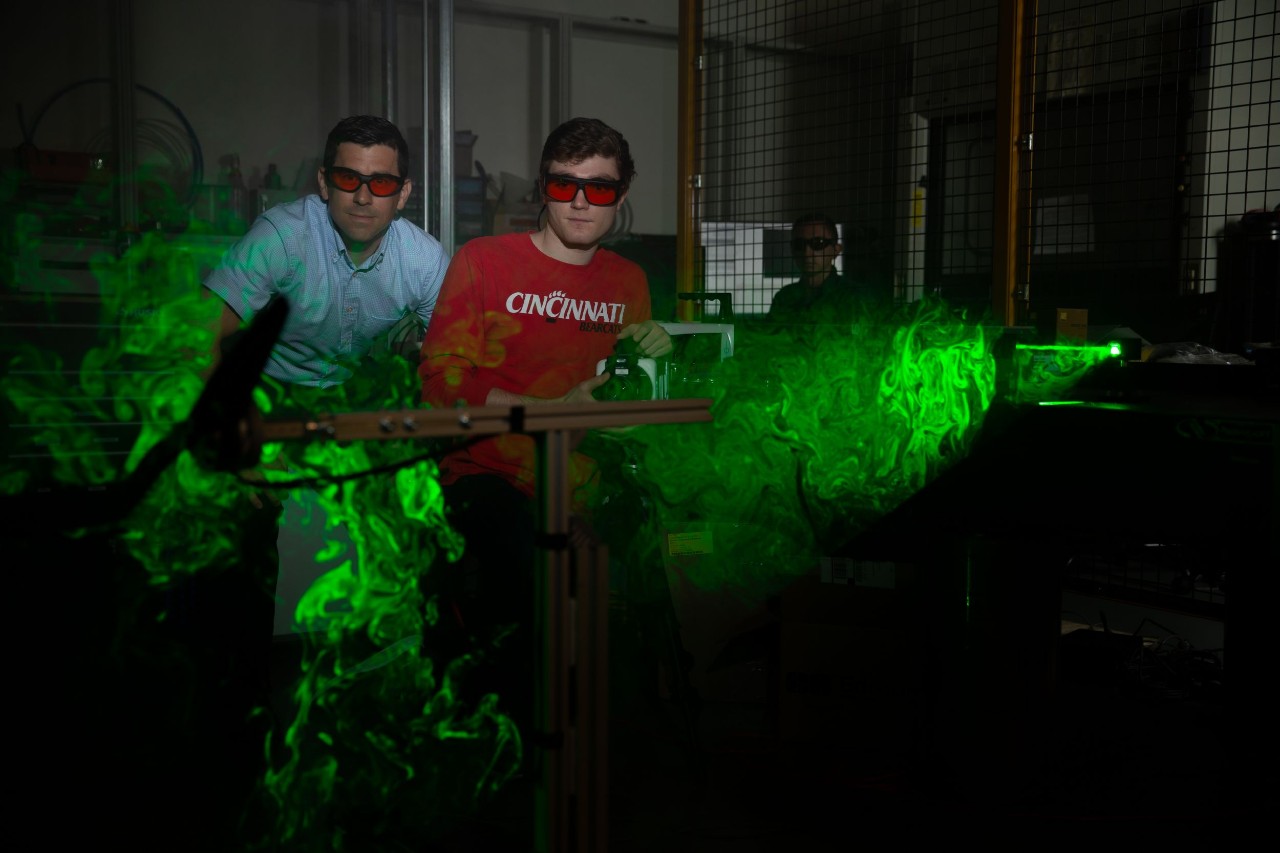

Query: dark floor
[
  {"left": 14, "top": 515, "right": 1260, "bottom": 850},
  {"left": 258, "top": 604, "right": 1258, "bottom": 852},
  {"left": 608, "top": 695, "right": 1235, "bottom": 846},
  {"left": 604, "top": 649, "right": 1254, "bottom": 849}
]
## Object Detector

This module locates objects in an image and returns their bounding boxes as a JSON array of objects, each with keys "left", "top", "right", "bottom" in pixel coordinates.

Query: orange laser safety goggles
[
  {"left": 541, "top": 174, "right": 625, "bottom": 206},
  {"left": 325, "top": 167, "right": 405, "bottom": 197}
]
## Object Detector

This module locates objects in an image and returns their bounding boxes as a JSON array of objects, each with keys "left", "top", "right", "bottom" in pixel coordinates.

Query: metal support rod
[
  {"left": 260, "top": 397, "right": 712, "bottom": 852},
  {"left": 676, "top": 0, "right": 700, "bottom": 322},
  {"left": 352, "top": 0, "right": 371, "bottom": 116},
  {"left": 383, "top": 0, "right": 398, "bottom": 123},
  {"left": 535, "top": 427, "right": 609, "bottom": 853},
  {"left": 258, "top": 397, "right": 713, "bottom": 443},
  {"left": 420, "top": 0, "right": 432, "bottom": 233},
  {"left": 439, "top": 0, "right": 455, "bottom": 252},
  {"left": 110, "top": 0, "right": 137, "bottom": 243},
  {"left": 993, "top": 0, "right": 1033, "bottom": 326}
]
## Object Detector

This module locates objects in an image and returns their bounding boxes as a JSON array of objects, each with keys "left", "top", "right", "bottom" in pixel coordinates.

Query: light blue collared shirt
[{"left": 204, "top": 194, "right": 448, "bottom": 387}]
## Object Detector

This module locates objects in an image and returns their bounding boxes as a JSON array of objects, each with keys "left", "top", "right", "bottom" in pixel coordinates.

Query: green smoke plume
[
  {"left": 2, "top": 188, "right": 1120, "bottom": 847},
  {"left": 587, "top": 297, "right": 998, "bottom": 605},
  {"left": 0, "top": 225, "right": 520, "bottom": 849}
]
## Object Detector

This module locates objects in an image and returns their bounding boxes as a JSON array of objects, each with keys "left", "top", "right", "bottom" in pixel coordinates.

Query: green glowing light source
[{"left": 1011, "top": 342, "right": 1116, "bottom": 405}]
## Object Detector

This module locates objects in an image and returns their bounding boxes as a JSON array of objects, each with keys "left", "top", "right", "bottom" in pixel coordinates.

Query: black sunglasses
[
  {"left": 542, "top": 174, "right": 625, "bottom": 206},
  {"left": 792, "top": 237, "right": 837, "bottom": 251},
  {"left": 325, "top": 166, "right": 406, "bottom": 197}
]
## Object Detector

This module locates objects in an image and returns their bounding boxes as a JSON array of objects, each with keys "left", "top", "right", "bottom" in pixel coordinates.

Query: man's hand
[
  {"left": 485, "top": 372, "right": 610, "bottom": 407},
  {"left": 618, "top": 320, "right": 673, "bottom": 359},
  {"left": 561, "top": 372, "right": 610, "bottom": 404}
]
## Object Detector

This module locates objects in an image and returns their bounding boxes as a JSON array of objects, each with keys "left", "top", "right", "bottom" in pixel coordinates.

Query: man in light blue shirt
[
  {"left": 205, "top": 115, "right": 448, "bottom": 388},
  {"left": 195, "top": 116, "right": 449, "bottom": 716}
]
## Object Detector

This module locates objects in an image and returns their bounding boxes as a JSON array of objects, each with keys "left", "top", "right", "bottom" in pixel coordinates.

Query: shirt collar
[{"left": 323, "top": 210, "right": 393, "bottom": 271}]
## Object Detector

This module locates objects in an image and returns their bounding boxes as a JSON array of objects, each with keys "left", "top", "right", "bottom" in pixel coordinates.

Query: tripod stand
[{"left": 261, "top": 397, "right": 712, "bottom": 853}]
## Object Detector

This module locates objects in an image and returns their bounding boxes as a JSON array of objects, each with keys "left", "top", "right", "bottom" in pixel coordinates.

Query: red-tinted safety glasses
[
  {"left": 792, "top": 237, "right": 837, "bottom": 251},
  {"left": 541, "top": 174, "right": 624, "bottom": 206},
  {"left": 325, "top": 167, "right": 405, "bottom": 197}
]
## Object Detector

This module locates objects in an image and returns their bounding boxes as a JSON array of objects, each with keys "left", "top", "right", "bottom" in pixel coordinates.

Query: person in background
[
  {"left": 766, "top": 211, "right": 884, "bottom": 330},
  {"left": 418, "top": 116, "right": 672, "bottom": 733}
]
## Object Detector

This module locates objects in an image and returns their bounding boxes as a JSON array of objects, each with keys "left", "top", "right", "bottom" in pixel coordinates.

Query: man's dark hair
[
  {"left": 791, "top": 212, "right": 839, "bottom": 241},
  {"left": 324, "top": 115, "right": 412, "bottom": 177},
  {"left": 538, "top": 117, "right": 636, "bottom": 187}
]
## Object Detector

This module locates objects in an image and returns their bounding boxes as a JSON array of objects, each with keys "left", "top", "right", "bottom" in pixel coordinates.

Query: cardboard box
[
  {"left": 1056, "top": 307, "right": 1088, "bottom": 342},
  {"left": 492, "top": 203, "right": 543, "bottom": 235},
  {"left": 657, "top": 522, "right": 786, "bottom": 705},
  {"left": 18, "top": 146, "right": 105, "bottom": 184}
]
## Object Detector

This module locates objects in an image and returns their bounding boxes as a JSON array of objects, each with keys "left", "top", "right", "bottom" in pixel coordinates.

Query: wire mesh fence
[{"left": 693, "top": 0, "right": 1277, "bottom": 343}]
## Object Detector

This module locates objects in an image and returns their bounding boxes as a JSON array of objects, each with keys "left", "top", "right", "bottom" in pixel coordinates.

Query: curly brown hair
[{"left": 538, "top": 117, "right": 636, "bottom": 187}]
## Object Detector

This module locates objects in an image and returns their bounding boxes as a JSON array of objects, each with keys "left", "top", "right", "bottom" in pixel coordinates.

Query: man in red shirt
[{"left": 419, "top": 116, "right": 671, "bottom": 729}]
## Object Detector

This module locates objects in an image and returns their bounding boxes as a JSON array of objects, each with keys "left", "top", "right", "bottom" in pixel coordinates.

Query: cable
[
  {"left": 1119, "top": 616, "right": 1225, "bottom": 702},
  {"left": 22, "top": 77, "right": 205, "bottom": 204},
  {"left": 387, "top": 315, "right": 423, "bottom": 356},
  {"left": 85, "top": 118, "right": 196, "bottom": 207},
  {"left": 237, "top": 433, "right": 488, "bottom": 493}
]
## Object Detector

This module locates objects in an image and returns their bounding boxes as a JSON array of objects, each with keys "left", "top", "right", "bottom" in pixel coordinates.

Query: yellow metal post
[
  {"left": 993, "top": 0, "right": 1037, "bottom": 326},
  {"left": 676, "top": 0, "right": 700, "bottom": 322}
]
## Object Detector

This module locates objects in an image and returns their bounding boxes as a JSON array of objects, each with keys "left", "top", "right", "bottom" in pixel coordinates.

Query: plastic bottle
[
  {"left": 252, "top": 163, "right": 286, "bottom": 217},
  {"left": 226, "top": 155, "right": 247, "bottom": 233}
]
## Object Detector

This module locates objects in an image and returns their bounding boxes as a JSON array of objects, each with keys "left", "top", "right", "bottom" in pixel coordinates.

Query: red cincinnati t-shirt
[{"left": 419, "top": 231, "right": 652, "bottom": 498}]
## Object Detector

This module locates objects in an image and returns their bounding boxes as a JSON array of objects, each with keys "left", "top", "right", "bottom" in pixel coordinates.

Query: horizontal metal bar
[{"left": 258, "top": 398, "right": 713, "bottom": 443}]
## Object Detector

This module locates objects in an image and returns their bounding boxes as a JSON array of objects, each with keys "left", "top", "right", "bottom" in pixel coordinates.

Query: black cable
[
  {"left": 23, "top": 77, "right": 205, "bottom": 203},
  {"left": 1121, "top": 616, "right": 1224, "bottom": 702},
  {"left": 236, "top": 434, "right": 487, "bottom": 492}
]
